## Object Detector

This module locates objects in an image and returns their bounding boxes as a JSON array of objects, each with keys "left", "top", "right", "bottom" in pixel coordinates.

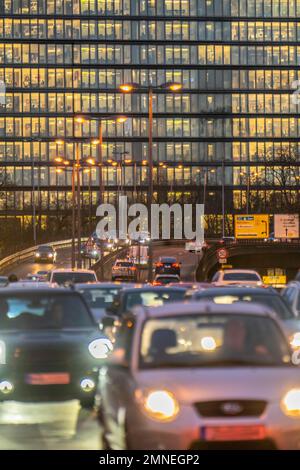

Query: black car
[
  {"left": 154, "top": 256, "right": 181, "bottom": 276},
  {"left": 0, "top": 287, "right": 111, "bottom": 407},
  {"left": 34, "top": 245, "right": 57, "bottom": 263}
]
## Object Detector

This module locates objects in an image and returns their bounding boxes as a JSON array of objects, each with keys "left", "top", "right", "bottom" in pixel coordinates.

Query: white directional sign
[{"left": 274, "top": 214, "right": 299, "bottom": 239}]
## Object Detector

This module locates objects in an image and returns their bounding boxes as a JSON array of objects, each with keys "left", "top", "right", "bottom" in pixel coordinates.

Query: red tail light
[
  {"left": 156, "top": 262, "right": 163, "bottom": 267},
  {"left": 153, "top": 281, "right": 161, "bottom": 286},
  {"left": 172, "top": 263, "right": 180, "bottom": 268},
  {"left": 130, "top": 266, "right": 137, "bottom": 271}
]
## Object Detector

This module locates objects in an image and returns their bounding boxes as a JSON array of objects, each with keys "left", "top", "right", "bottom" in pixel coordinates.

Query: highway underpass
[{"left": 196, "top": 240, "right": 300, "bottom": 283}]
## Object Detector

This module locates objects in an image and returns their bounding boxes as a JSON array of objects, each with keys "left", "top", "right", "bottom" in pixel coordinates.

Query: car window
[
  {"left": 194, "top": 293, "right": 294, "bottom": 320},
  {"left": 79, "top": 287, "right": 121, "bottom": 309},
  {"left": 0, "top": 293, "right": 94, "bottom": 330},
  {"left": 223, "top": 273, "right": 260, "bottom": 281},
  {"left": 139, "top": 314, "right": 291, "bottom": 369},
  {"left": 38, "top": 246, "right": 53, "bottom": 252},
  {"left": 211, "top": 273, "right": 220, "bottom": 282},
  {"left": 52, "top": 272, "right": 96, "bottom": 284},
  {"left": 115, "top": 262, "right": 133, "bottom": 267},
  {"left": 125, "top": 290, "right": 185, "bottom": 310},
  {"left": 156, "top": 277, "right": 179, "bottom": 285}
]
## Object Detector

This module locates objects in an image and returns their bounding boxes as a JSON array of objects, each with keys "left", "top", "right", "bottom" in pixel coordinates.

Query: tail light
[
  {"left": 172, "top": 263, "right": 180, "bottom": 268},
  {"left": 153, "top": 281, "right": 161, "bottom": 286},
  {"left": 156, "top": 262, "right": 163, "bottom": 267},
  {"left": 130, "top": 266, "right": 137, "bottom": 271}
]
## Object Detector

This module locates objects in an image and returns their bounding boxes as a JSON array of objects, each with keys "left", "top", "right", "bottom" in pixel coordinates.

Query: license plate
[
  {"left": 202, "top": 425, "right": 266, "bottom": 442},
  {"left": 164, "top": 265, "right": 171, "bottom": 268},
  {"left": 25, "top": 373, "right": 70, "bottom": 385}
]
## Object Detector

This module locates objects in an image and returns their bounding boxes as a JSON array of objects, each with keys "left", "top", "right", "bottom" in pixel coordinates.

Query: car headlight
[
  {"left": 35, "top": 253, "right": 40, "bottom": 257},
  {"left": 88, "top": 338, "right": 113, "bottom": 359},
  {"left": 290, "top": 332, "right": 300, "bottom": 349},
  {"left": 282, "top": 389, "right": 300, "bottom": 416},
  {"left": 48, "top": 253, "right": 53, "bottom": 258},
  {"left": 138, "top": 389, "right": 179, "bottom": 422},
  {"left": 0, "top": 340, "right": 6, "bottom": 365}
]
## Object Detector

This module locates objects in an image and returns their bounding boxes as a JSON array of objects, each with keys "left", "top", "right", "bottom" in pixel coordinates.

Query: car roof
[
  {"left": 0, "top": 285, "right": 73, "bottom": 293},
  {"left": 120, "top": 285, "right": 187, "bottom": 293},
  {"left": 193, "top": 286, "right": 278, "bottom": 296},
  {"left": 134, "top": 300, "right": 279, "bottom": 320},
  {"left": 74, "top": 282, "right": 124, "bottom": 289},
  {"left": 159, "top": 256, "right": 176, "bottom": 260},
  {"left": 155, "top": 274, "right": 180, "bottom": 278},
  {"left": 50, "top": 268, "right": 95, "bottom": 274},
  {"left": 218, "top": 269, "right": 260, "bottom": 274}
]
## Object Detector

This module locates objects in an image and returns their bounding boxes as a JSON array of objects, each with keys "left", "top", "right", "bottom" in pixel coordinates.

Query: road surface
[{"left": 0, "top": 243, "right": 198, "bottom": 449}]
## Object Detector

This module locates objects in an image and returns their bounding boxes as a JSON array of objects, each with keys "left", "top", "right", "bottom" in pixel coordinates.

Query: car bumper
[
  {"left": 0, "top": 368, "right": 99, "bottom": 402},
  {"left": 125, "top": 403, "right": 300, "bottom": 450}
]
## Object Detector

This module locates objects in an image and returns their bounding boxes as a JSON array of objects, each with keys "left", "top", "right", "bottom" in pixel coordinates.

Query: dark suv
[{"left": 154, "top": 256, "right": 181, "bottom": 276}]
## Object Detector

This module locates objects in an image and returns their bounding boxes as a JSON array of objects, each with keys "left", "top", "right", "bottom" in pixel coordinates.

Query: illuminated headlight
[
  {"left": 0, "top": 380, "right": 13, "bottom": 394},
  {"left": 290, "top": 332, "right": 300, "bottom": 349},
  {"left": 0, "top": 340, "right": 6, "bottom": 365},
  {"left": 138, "top": 390, "right": 179, "bottom": 422},
  {"left": 35, "top": 253, "right": 40, "bottom": 257},
  {"left": 282, "top": 389, "right": 300, "bottom": 416},
  {"left": 114, "top": 238, "right": 119, "bottom": 244},
  {"left": 88, "top": 338, "right": 113, "bottom": 359},
  {"left": 48, "top": 253, "right": 53, "bottom": 258}
]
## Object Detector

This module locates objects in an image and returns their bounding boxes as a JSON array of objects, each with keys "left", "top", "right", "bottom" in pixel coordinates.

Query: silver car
[{"left": 97, "top": 302, "right": 300, "bottom": 450}]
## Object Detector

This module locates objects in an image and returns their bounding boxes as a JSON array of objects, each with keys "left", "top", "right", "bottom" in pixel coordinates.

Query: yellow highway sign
[{"left": 235, "top": 215, "right": 269, "bottom": 239}]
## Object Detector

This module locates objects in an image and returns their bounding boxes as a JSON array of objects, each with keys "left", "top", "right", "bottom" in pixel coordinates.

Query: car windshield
[
  {"left": 139, "top": 314, "right": 291, "bottom": 369},
  {"left": 52, "top": 272, "right": 96, "bottom": 284},
  {"left": 223, "top": 273, "right": 260, "bottom": 281},
  {"left": 37, "top": 246, "right": 53, "bottom": 252},
  {"left": 156, "top": 277, "right": 179, "bottom": 285},
  {"left": 79, "top": 287, "right": 121, "bottom": 309},
  {"left": 0, "top": 293, "right": 94, "bottom": 330},
  {"left": 193, "top": 293, "right": 294, "bottom": 320},
  {"left": 161, "top": 258, "right": 176, "bottom": 264},
  {"left": 125, "top": 289, "right": 185, "bottom": 309}
]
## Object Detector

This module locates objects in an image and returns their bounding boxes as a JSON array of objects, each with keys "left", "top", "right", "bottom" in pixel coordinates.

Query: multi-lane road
[{"left": 0, "top": 242, "right": 199, "bottom": 449}]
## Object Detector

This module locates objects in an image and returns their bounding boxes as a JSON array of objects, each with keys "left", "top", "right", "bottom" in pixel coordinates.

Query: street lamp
[
  {"left": 74, "top": 115, "right": 127, "bottom": 279},
  {"left": 55, "top": 139, "right": 97, "bottom": 268},
  {"left": 119, "top": 82, "right": 182, "bottom": 282}
]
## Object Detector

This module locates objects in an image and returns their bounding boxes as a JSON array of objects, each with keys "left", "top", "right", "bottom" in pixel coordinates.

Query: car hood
[
  {"left": 135, "top": 368, "right": 300, "bottom": 403},
  {"left": 1, "top": 328, "right": 105, "bottom": 358}
]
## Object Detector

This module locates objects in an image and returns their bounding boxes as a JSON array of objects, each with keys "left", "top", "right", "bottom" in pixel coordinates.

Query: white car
[
  {"left": 111, "top": 260, "right": 137, "bottom": 282},
  {"left": 97, "top": 301, "right": 300, "bottom": 450},
  {"left": 48, "top": 269, "right": 97, "bottom": 285},
  {"left": 212, "top": 269, "right": 263, "bottom": 286}
]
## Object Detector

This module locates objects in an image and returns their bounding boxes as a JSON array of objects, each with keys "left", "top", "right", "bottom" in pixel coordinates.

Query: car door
[{"left": 99, "top": 317, "right": 136, "bottom": 449}]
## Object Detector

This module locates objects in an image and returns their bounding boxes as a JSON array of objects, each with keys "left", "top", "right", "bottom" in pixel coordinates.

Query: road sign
[
  {"left": 274, "top": 214, "right": 299, "bottom": 239},
  {"left": 219, "top": 258, "right": 227, "bottom": 264},
  {"left": 217, "top": 248, "right": 229, "bottom": 260},
  {"left": 263, "top": 275, "right": 287, "bottom": 286},
  {"left": 234, "top": 215, "right": 269, "bottom": 239}
]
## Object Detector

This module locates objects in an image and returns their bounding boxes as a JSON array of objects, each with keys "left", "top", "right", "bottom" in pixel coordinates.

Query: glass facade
[{"left": 0, "top": 0, "right": 300, "bottom": 236}]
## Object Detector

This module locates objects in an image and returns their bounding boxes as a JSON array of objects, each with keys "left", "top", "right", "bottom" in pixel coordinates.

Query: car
[
  {"left": 155, "top": 256, "right": 181, "bottom": 276},
  {"left": 47, "top": 269, "right": 98, "bottom": 285},
  {"left": 264, "top": 232, "right": 280, "bottom": 243},
  {"left": 34, "top": 245, "right": 57, "bottom": 263},
  {"left": 74, "top": 283, "right": 124, "bottom": 323},
  {"left": 185, "top": 240, "right": 209, "bottom": 253},
  {"left": 36, "top": 270, "right": 50, "bottom": 281},
  {"left": 0, "top": 276, "right": 8, "bottom": 287},
  {"left": 104, "top": 286, "right": 187, "bottom": 321},
  {"left": 0, "top": 287, "right": 112, "bottom": 407},
  {"left": 211, "top": 269, "right": 263, "bottom": 286},
  {"left": 282, "top": 281, "right": 300, "bottom": 318},
  {"left": 80, "top": 243, "right": 100, "bottom": 260},
  {"left": 97, "top": 301, "right": 300, "bottom": 450},
  {"left": 217, "top": 236, "right": 236, "bottom": 245},
  {"left": 111, "top": 260, "right": 137, "bottom": 282},
  {"left": 188, "top": 286, "right": 300, "bottom": 349},
  {"left": 153, "top": 274, "right": 181, "bottom": 285}
]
